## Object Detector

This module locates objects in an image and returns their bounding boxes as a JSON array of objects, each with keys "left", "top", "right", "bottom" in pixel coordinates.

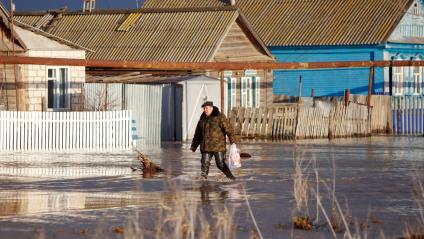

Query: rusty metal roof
[
  {"left": 15, "top": 7, "right": 271, "bottom": 62},
  {"left": 143, "top": 0, "right": 413, "bottom": 47}
]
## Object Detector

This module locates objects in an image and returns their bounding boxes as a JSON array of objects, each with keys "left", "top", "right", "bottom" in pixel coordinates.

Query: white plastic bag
[{"left": 228, "top": 144, "right": 241, "bottom": 170}]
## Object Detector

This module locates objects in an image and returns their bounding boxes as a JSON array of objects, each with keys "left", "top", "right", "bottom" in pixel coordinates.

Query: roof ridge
[{"left": 15, "top": 6, "right": 239, "bottom": 16}]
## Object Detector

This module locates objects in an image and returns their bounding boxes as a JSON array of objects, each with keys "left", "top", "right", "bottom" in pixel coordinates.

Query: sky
[{"left": 0, "top": 0, "right": 145, "bottom": 12}]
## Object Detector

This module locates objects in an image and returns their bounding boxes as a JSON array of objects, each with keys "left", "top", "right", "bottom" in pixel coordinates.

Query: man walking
[{"left": 191, "top": 101, "right": 236, "bottom": 180}]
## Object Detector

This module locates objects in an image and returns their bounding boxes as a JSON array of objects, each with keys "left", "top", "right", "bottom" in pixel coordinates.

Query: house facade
[
  {"left": 16, "top": 7, "right": 274, "bottom": 110},
  {"left": 143, "top": 0, "right": 424, "bottom": 97},
  {"left": 15, "top": 7, "right": 274, "bottom": 141},
  {"left": 0, "top": 4, "right": 87, "bottom": 111}
]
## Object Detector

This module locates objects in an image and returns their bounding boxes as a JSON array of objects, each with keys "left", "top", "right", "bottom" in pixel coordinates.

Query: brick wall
[{"left": 19, "top": 50, "right": 86, "bottom": 111}]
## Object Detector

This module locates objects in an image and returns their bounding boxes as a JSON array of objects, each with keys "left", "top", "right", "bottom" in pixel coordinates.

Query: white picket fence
[{"left": 0, "top": 110, "right": 134, "bottom": 151}]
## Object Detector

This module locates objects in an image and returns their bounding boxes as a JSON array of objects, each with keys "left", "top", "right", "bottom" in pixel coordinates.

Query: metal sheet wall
[
  {"left": 125, "top": 84, "right": 162, "bottom": 144},
  {"left": 84, "top": 83, "right": 123, "bottom": 111}
]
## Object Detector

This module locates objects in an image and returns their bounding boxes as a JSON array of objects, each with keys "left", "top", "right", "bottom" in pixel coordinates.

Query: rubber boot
[
  {"left": 214, "top": 152, "right": 236, "bottom": 180},
  {"left": 201, "top": 153, "right": 212, "bottom": 179}
]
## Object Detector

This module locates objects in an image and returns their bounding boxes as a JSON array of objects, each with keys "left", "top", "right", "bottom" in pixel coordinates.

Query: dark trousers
[{"left": 201, "top": 152, "right": 235, "bottom": 180}]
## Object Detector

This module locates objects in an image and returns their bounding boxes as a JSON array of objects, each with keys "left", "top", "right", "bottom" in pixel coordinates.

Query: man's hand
[{"left": 190, "top": 146, "right": 196, "bottom": 152}]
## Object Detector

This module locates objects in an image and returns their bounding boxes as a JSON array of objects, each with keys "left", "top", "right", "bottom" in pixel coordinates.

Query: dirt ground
[{"left": 0, "top": 136, "right": 423, "bottom": 239}]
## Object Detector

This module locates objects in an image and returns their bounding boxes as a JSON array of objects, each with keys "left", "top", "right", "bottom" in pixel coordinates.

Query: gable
[
  {"left": 0, "top": 19, "right": 25, "bottom": 52},
  {"left": 14, "top": 25, "right": 74, "bottom": 50},
  {"left": 388, "top": 0, "right": 424, "bottom": 43},
  {"left": 214, "top": 20, "right": 273, "bottom": 62}
]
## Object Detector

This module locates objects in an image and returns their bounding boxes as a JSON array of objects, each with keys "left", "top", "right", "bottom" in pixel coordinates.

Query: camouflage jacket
[{"left": 191, "top": 106, "right": 236, "bottom": 153}]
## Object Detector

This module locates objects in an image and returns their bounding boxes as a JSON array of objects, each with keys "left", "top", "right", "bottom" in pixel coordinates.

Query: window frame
[
  {"left": 47, "top": 66, "right": 71, "bottom": 110},
  {"left": 413, "top": 65, "right": 423, "bottom": 95},
  {"left": 414, "top": 2, "right": 420, "bottom": 16},
  {"left": 241, "top": 77, "right": 248, "bottom": 107},
  {"left": 252, "top": 77, "right": 260, "bottom": 108}
]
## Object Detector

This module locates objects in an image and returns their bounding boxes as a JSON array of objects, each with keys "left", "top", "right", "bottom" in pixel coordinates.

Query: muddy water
[{"left": 0, "top": 136, "right": 423, "bottom": 238}]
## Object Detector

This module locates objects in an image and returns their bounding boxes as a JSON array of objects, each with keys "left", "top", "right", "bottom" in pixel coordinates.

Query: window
[
  {"left": 241, "top": 77, "right": 248, "bottom": 107},
  {"left": 252, "top": 77, "right": 260, "bottom": 107},
  {"left": 227, "top": 78, "right": 237, "bottom": 110},
  {"left": 240, "top": 76, "right": 261, "bottom": 107},
  {"left": 414, "top": 2, "right": 420, "bottom": 16},
  {"left": 393, "top": 67, "right": 404, "bottom": 95},
  {"left": 413, "top": 66, "right": 422, "bottom": 94},
  {"left": 241, "top": 77, "right": 260, "bottom": 107},
  {"left": 47, "top": 67, "right": 70, "bottom": 109}
]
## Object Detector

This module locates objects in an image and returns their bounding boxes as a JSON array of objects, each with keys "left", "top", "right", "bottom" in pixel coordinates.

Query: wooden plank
[
  {"left": 0, "top": 111, "right": 5, "bottom": 150},
  {"left": 256, "top": 107, "right": 264, "bottom": 137}
]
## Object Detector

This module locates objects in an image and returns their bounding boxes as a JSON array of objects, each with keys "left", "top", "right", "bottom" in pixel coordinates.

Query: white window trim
[
  {"left": 230, "top": 78, "right": 236, "bottom": 108},
  {"left": 247, "top": 77, "right": 253, "bottom": 107},
  {"left": 241, "top": 77, "right": 248, "bottom": 107},
  {"left": 47, "top": 66, "right": 71, "bottom": 110},
  {"left": 414, "top": 2, "right": 420, "bottom": 16},
  {"left": 413, "top": 66, "right": 423, "bottom": 95},
  {"left": 393, "top": 67, "right": 404, "bottom": 95},
  {"left": 254, "top": 77, "right": 260, "bottom": 107},
  {"left": 227, "top": 77, "right": 237, "bottom": 110}
]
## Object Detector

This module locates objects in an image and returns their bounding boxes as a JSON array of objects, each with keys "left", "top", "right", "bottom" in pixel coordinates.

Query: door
[{"left": 161, "top": 84, "right": 183, "bottom": 141}]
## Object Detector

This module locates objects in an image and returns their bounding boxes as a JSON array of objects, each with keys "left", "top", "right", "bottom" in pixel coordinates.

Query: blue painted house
[{"left": 143, "top": 0, "right": 424, "bottom": 97}]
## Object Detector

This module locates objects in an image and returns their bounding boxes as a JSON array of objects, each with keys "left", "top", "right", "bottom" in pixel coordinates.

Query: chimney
[
  {"left": 83, "top": 0, "right": 96, "bottom": 12},
  {"left": 230, "top": 0, "right": 236, "bottom": 6}
]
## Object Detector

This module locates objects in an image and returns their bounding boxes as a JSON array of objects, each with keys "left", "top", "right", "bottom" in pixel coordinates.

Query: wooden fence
[
  {"left": 0, "top": 110, "right": 134, "bottom": 151},
  {"left": 392, "top": 96, "right": 424, "bottom": 135},
  {"left": 229, "top": 100, "right": 372, "bottom": 140}
]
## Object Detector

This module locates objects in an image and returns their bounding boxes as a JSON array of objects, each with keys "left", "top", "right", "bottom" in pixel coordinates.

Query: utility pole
[{"left": 9, "top": 0, "right": 20, "bottom": 111}]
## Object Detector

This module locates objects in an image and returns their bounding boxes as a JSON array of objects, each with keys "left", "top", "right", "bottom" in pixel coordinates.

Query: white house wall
[{"left": 24, "top": 50, "right": 85, "bottom": 111}]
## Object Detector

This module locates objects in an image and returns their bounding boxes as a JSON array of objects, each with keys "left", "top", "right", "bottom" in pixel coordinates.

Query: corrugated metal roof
[
  {"left": 144, "top": 0, "right": 227, "bottom": 8},
  {"left": 34, "top": 13, "right": 54, "bottom": 29},
  {"left": 142, "top": 0, "right": 413, "bottom": 47},
  {"left": 15, "top": 8, "right": 243, "bottom": 62},
  {"left": 116, "top": 13, "right": 142, "bottom": 32}
]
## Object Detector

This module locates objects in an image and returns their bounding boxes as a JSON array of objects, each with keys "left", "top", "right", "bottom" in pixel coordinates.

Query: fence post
[
  {"left": 298, "top": 76, "right": 302, "bottom": 101},
  {"left": 367, "top": 66, "right": 374, "bottom": 113},
  {"left": 344, "top": 89, "right": 350, "bottom": 107}
]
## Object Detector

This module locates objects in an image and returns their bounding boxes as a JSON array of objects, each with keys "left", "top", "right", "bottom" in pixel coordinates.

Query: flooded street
[{"left": 0, "top": 136, "right": 423, "bottom": 238}]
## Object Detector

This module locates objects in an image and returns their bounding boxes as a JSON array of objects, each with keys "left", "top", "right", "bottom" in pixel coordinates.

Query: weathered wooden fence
[
  {"left": 296, "top": 104, "right": 331, "bottom": 139},
  {"left": 0, "top": 110, "right": 134, "bottom": 151},
  {"left": 229, "top": 99, "right": 372, "bottom": 140},
  {"left": 392, "top": 96, "right": 424, "bottom": 135},
  {"left": 369, "top": 95, "right": 392, "bottom": 133},
  {"left": 328, "top": 102, "right": 370, "bottom": 138}
]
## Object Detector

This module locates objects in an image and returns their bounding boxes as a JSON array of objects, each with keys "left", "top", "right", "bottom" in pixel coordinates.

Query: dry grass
[
  {"left": 117, "top": 185, "right": 235, "bottom": 239},
  {"left": 402, "top": 173, "right": 424, "bottom": 239},
  {"left": 292, "top": 151, "right": 311, "bottom": 216},
  {"left": 291, "top": 151, "right": 371, "bottom": 239},
  {"left": 85, "top": 182, "right": 236, "bottom": 239}
]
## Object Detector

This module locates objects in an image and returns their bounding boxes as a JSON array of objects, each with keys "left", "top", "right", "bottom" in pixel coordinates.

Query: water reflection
[
  {"left": 198, "top": 181, "right": 238, "bottom": 202},
  {"left": 0, "top": 190, "right": 163, "bottom": 216},
  {"left": 0, "top": 166, "right": 133, "bottom": 178}
]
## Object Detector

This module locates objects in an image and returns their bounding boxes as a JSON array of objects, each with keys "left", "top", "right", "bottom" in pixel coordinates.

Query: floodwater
[{"left": 0, "top": 136, "right": 423, "bottom": 239}]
